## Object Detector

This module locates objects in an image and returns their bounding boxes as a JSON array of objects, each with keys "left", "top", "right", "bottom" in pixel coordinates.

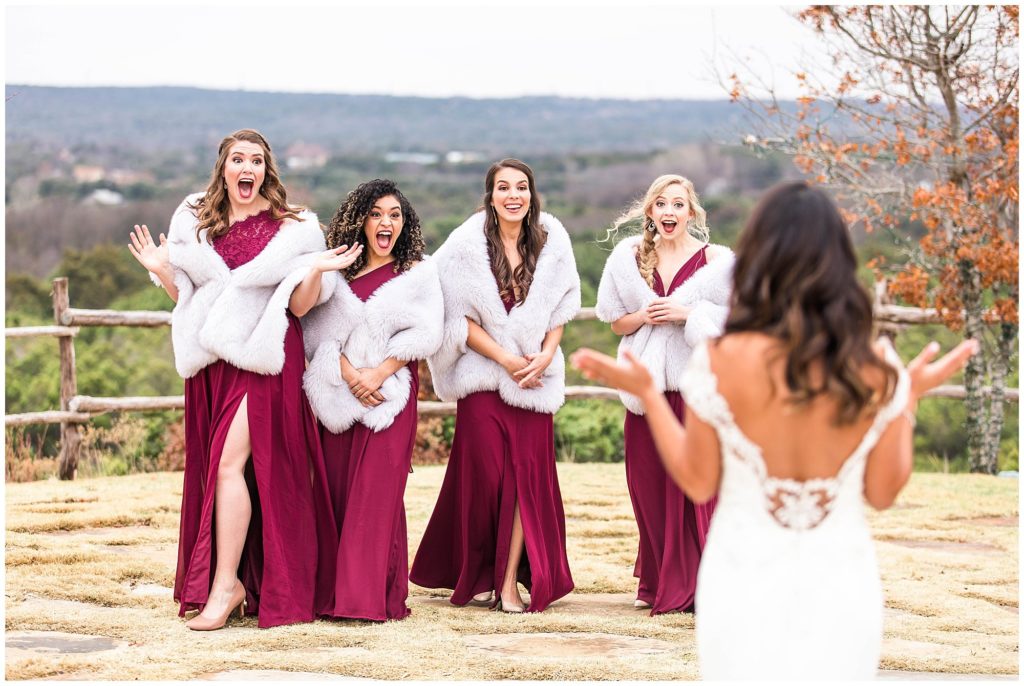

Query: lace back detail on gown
[{"left": 681, "top": 341, "right": 909, "bottom": 531}]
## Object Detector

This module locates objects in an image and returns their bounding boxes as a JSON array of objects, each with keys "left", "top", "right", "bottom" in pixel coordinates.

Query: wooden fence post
[
  {"left": 874, "top": 277, "right": 899, "bottom": 340},
  {"left": 52, "top": 278, "right": 81, "bottom": 480}
]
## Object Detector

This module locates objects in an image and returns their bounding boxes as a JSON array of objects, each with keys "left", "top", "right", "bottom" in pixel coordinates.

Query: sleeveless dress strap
[{"left": 836, "top": 339, "right": 911, "bottom": 478}]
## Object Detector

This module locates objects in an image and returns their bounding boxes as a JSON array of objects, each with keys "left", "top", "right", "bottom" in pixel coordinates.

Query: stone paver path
[
  {"left": 6, "top": 631, "right": 127, "bottom": 659},
  {"left": 5, "top": 592, "right": 1015, "bottom": 680}
]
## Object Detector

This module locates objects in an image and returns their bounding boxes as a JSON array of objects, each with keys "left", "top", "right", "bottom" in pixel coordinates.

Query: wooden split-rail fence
[{"left": 6, "top": 277, "right": 1018, "bottom": 480}]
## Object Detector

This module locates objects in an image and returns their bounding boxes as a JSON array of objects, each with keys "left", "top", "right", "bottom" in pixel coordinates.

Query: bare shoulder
[
  {"left": 707, "top": 332, "right": 777, "bottom": 398},
  {"left": 710, "top": 332, "right": 775, "bottom": 362}
]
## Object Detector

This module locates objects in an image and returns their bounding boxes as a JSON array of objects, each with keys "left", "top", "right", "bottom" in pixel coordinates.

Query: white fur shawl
[
  {"left": 427, "top": 211, "right": 581, "bottom": 414},
  {"left": 595, "top": 235, "right": 734, "bottom": 414},
  {"left": 155, "top": 193, "right": 335, "bottom": 378},
  {"left": 300, "top": 259, "right": 444, "bottom": 433}
]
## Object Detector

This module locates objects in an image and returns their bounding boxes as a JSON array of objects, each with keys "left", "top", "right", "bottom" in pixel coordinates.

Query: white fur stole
[
  {"left": 301, "top": 259, "right": 444, "bottom": 433},
  {"left": 157, "top": 193, "right": 335, "bottom": 378},
  {"left": 427, "top": 211, "right": 581, "bottom": 414},
  {"left": 595, "top": 235, "right": 734, "bottom": 414}
]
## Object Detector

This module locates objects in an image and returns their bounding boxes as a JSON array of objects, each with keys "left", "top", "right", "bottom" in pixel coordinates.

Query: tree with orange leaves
[{"left": 729, "top": 6, "right": 1017, "bottom": 473}]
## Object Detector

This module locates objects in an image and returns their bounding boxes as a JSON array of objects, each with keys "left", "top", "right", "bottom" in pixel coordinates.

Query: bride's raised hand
[
  {"left": 570, "top": 348, "right": 656, "bottom": 399},
  {"left": 906, "top": 339, "right": 980, "bottom": 403},
  {"left": 128, "top": 224, "right": 169, "bottom": 273}
]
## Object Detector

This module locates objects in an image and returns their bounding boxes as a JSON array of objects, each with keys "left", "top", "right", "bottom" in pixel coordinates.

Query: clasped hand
[
  {"left": 645, "top": 298, "right": 690, "bottom": 324},
  {"left": 344, "top": 365, "right": 388, "bottom": 408},
  {"left": 503, "top": 350, "right": 553, "bottom": 389}
]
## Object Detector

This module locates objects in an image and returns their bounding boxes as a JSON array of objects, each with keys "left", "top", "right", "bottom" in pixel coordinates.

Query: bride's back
[
  {"left": 709, "top": 331, "right": 891, "bottom": 481},
  {"left": 673, "top": 180, "right": 974, "bottom": 681},
  {"left": 688, "top": 184, "right": 902, "bottom": 680},
  {"left": 712, "top": 181, "right": 899, "bottom": 485}
]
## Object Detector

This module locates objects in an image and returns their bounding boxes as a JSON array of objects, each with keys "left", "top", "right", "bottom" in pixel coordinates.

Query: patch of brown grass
[{"left": 5, "top": 467, "right": 1017, "bottom": 680}]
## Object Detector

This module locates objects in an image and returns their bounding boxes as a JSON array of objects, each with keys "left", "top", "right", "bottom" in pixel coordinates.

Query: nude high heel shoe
[
  {"left": 494, "top": 588, "right": 525, "bottom": 614},
  {"left": 495, "top": 597, "right": 525, "bottom": 613},
  {"left": 186, "top": 581, "right": 247, "bottom": 631}
]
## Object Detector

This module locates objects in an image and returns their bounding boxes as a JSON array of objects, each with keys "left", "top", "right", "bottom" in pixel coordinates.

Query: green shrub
[{"left": 554, "top": 399, "right": 625, "bottom": 463}]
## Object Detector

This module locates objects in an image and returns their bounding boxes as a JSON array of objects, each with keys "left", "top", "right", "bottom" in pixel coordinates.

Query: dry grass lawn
[{"left": 5, "top": 465, "right": 1018, "bottom": 680}]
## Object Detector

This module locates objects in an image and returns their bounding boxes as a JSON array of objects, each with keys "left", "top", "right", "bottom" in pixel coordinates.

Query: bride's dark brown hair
[{"left": 723, "top": 181, "right": 897, "bottom": 424}]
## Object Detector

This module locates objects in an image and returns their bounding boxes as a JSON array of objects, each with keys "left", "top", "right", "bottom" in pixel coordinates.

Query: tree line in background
[{"left": 6, "top": 163, "right": 1017, "bottom": 480}]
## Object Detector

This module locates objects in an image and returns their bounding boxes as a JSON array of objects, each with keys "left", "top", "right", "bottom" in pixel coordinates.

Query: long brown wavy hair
[
  {"left": 481, "top": 158, "right": 547, "bottom": 305},
  {"left": 188, "top": 129, "right": 301, "bottom": 242},
  {"left": 723, "top": 181, "right": 898, "bottom": 424},
  {"left": 325, "top": 178, "right": 425, "bottom": 281},
  {"left": 606, "top": 174, "right": 709, "bottom": 288}
]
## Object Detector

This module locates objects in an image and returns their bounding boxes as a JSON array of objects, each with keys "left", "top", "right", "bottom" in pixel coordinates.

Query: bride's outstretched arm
[
  {"left": 571, "top": 348, "right": 720, "bottom": 501},
  {"left": 864, "top": 339, "right": 979, "bottom": 510}
]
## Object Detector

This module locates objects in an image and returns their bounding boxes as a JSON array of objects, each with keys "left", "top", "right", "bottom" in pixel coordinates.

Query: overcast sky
[{"left": 6, "top": 2, "right": 824, "bottom": 100}]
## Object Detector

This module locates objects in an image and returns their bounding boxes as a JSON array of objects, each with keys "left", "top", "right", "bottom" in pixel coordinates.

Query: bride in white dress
[{"left": 572, "top": 181, "right": 978, "bottom": 680}]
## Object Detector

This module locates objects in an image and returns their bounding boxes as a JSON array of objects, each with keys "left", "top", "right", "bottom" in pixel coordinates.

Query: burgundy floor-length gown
[
  {"left": 624, "top": 245, "right": 718, "bottom": 615},
  {"left": 175, "top": 209, "right": 338, "bottom": 628},
  {"left": 321, "top": 263, "right": 418, "bottom": 621},
  {"left": 409, "top": 288, "right": 574, "bottom": 613}
]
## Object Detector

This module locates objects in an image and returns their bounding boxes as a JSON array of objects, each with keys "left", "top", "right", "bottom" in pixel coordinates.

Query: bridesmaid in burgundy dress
[
  {"left": 128, "top": 129, "right": 361, "bottom": 629},
  {"left": 411, "top": 159, "right": 580, "bottom": 613},
  {"left": 299, "top": 179, "right": 442, "bottom": 621},
  {"left": 595, "top": 175, "right": 734, "bottom": 614}
]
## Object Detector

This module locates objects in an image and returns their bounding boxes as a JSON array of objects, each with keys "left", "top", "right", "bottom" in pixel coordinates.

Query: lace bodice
[
  {"left": 213, "top": 209, "right": 282, "bottom": 269},
  {"left": 682, "top": 341, "right": 909, "bottom": 531}
]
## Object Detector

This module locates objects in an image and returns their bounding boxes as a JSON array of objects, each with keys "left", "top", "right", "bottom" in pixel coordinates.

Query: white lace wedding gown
[{"left": 681, "top": 341, "right": 909, "bottom": 680}]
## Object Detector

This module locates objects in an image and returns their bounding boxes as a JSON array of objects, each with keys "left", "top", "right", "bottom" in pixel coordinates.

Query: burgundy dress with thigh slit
[
  {"left": 175, "top": 209, "right": 338, "bottom": 628},
  {"left": 409, "top": 288, "right": 574, "bottom": 613},
  {"left": 624, "top": 245, "right": 718, "bottom": 615},
  {"left": 320, "top": 263, "right": 418, "bottom": 621}
]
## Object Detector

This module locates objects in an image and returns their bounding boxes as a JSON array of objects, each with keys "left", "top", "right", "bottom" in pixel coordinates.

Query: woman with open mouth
[
  {"left": 410, "top": 158, "right": 579, "bottom": 613},
  {"left": 595, "top": 174, "right": 733, "bottom": 614},
  {"left": 128, "top": 128, "right": 361, "bottom": 630},
  {"left": 300, "top": 179, "right": 443, "bottom": 621}
]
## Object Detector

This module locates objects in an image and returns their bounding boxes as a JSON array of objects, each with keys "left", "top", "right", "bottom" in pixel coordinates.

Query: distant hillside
[{"left": 5, "top": 86, "right": 753, "bottom": 155}]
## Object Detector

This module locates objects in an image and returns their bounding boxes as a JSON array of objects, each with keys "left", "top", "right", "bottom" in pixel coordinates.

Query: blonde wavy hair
[
  {"left": 188, "top": 129, "right": 301, "bottom": 242},
  {"left": 607, "top": 175, "right": 708, "bottom": 288}
]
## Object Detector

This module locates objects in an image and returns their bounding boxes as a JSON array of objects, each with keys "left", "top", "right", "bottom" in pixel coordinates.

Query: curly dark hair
[{"left": 325, "top": 179, "right": 425, "bottom": 281}]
